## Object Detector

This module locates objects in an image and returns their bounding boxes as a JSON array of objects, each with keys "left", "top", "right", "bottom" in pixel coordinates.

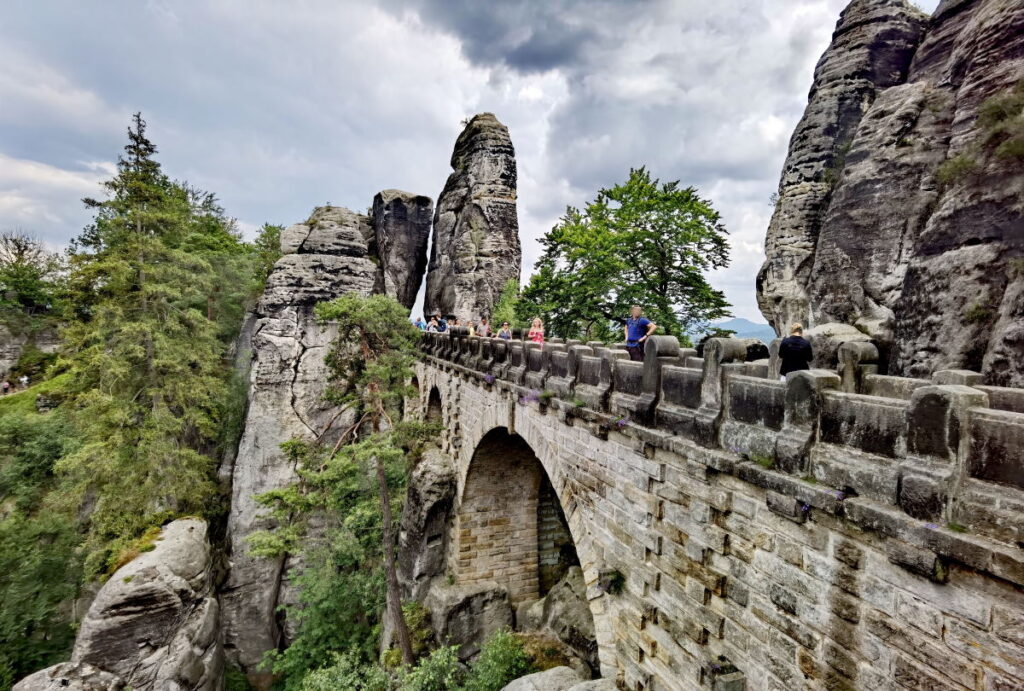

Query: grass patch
[
  {"left": 936, "top": 154, "right": 977, "bottom": 186},
  {"left": 947, "top": 522, "right": 968, "bottom": 533},
  {"left": 106, "top": 524, "right": 163, "bottom": 576}
]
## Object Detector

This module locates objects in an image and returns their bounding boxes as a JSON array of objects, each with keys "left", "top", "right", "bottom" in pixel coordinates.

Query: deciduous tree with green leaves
[{"left": 518, "top": 167, "right": 730, "bottom": 341}]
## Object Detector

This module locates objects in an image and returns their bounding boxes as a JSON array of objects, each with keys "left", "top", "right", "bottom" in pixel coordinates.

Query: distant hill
[{"left": 692, "top": 317, "right": 777, "bottom": 345}]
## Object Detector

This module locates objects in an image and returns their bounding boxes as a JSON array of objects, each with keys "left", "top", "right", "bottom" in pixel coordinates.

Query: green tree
[
  {"left": 519, "top": 167, "right": 730, "bottom": 340},
  {"left": 56, "top": 113, "right": 235, "bottom": 575},
  {"left": 251, "top": 293, "right": 432, "bottom": 685},
  {"left": 0, "top": 231, "right": 65, "bottom": 330},
  {"left": 491, "top": 279, "right": 521, "bottom": 331}
]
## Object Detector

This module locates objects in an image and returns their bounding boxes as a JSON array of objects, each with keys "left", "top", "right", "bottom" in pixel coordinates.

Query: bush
[
  {"left": 935, "top": 154, "right": 977, "bottom": 186},
  {"left": 0, "top": 513, "right": 81, "bottom": 689},
  {"left": 301, "top": 652, "right": 390, "bottom": 691},
  {"left": 399, "top": 646, "right": 465, "bottom": 691},
  {"left": 463, "top": 630, "right": 535, "bottom": 691}
]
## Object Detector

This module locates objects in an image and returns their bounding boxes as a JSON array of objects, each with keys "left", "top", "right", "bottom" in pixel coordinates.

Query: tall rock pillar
[
  {"left": 755, "top": 0, "right": 927, "bottom": 333},
  {"left": 372, "top": 190, "right": 433, "bottom": 310},
  {"left": 222, "top": 195, "right": 432, "bottom": 683},
  {"left": 425, "top": 112, "right": 521, "bottom": 320}
]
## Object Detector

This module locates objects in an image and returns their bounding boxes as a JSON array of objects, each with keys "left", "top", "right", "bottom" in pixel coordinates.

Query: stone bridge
[{"left": 413, "top": 330, "right": 1024, "bottom": 690}]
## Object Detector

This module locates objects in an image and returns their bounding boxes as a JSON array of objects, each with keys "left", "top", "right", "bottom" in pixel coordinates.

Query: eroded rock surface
[
  {"left": 15, "top": 519, "right": 222, "bottom": 691},
  {"left": 222, "top": 196, "right": 432, "bottom": 677},
  {"left": 13, "top": 662, "right": 125, "bottom": 691},
  {"left": 423, "top": 580, "right": 514, "bottom": 660},
  {"left": 501, "top": 667, "right": 583, "bottom": 691},
  {"left": 425, "top": 113, "right": 521, "bottom": 321},
  {"left": 757, "top": 0, "right": 1024, "bottom": 385},
  {"left": 398, "top": 446, "right": 457, "bottom": 602},
  {"left": 516, "top": 567, "right": 598, "bottom": 675},
  {"left": 372, "top": 189, "right": 433, "bottom": 310}
]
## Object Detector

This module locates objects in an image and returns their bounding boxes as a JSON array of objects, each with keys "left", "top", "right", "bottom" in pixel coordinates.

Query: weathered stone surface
[
  {"left": 372, "top": 189, "right": 433, "bottom": 310},
  {"left": 222, "top": 205, "right": 381, "bottom": 677},
  {"left": 398, "top": 445, "right": 457, "bottom": 601},
  {"left": 418, "top": 334, "right": 1024, "bottom": 688},
  {"left": 0, "top": 323, "right": 60, "bottom": 377},
  {"left": 13, "top": 662, "right": 125, "bottom": 691},
  {"left": 758, "top": 0, "right": 1024, "bottom": 386},
  {"left": 567, "top": 680, "right": 617, "bottom": 691},
  {"left": 423, "top": 580, "right": 514, "bottom": 660},
  {"left": 500, "top": 666, "right": 583, "bottom": 691},
  {"left": 425, "top": 113, "right": 521, "bottom": 321},
  {"left": 757, "top": 0, "right": 928, "bottom": 334},
  {"left": 64, "top": 519, "right": 221, "bottom": 691},
  {"left": 517, "top": 567, "right": 598, "bottom": 674}
]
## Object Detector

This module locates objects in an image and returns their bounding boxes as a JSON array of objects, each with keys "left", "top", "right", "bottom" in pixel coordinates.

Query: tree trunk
[{"left": 377, "top": 454, "right": 415, "bottom": 665}]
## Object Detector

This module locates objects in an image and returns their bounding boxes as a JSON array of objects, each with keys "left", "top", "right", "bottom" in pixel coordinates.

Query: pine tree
[{"left": 58, "top": 113, "right": 231, "bottom": 575}]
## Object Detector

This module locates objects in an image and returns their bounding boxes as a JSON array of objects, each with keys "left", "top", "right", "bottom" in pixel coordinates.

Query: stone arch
[{"left": 426, "top": 386, "right": 442, "bottom": 423}]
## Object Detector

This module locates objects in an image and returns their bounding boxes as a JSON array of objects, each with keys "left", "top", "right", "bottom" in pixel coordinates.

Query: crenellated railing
[{"left": 420, "top": 328, "right": 1024, "bottom": 583}]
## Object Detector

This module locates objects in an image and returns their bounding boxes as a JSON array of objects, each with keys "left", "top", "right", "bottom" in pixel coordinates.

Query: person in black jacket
[{"left": 779, "top": 323, "right": 813, "bottom": 380}]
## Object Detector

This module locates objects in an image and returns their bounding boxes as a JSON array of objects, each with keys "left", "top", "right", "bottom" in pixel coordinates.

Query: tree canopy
[{"left": 518, "top": 167, "right": 730, "bottom": 341}]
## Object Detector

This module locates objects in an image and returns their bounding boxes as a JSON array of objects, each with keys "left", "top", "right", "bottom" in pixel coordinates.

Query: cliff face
[
  {"left": 758, "top": 0, "right": 1024, "bottom": 385},
  {"left": 222, "top": 195, "right": 432, "bottom": 678},
  {"left": 425, "top": 113, "right": 521, "bottom": 321}
]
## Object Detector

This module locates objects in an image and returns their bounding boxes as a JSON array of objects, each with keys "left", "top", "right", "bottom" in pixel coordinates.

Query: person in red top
[{"left": 528, "top": 318, "right": 545, "bottom": 345}]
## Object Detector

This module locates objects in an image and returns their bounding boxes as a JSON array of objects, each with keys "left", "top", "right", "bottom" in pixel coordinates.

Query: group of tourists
[
  {"left": 1, "top": 375, "right": 29, "bottom": 394},
  {"left": 413, "top": 304, "right": 660, "bottom": 363},
  {"left": 414, "top": 308, "right": 815, "bottom": 373}
]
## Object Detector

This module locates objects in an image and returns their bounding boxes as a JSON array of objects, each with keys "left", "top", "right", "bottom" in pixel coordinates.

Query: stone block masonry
[{"left": 416, "top": 330, "right": 1024, "bottom": 690}]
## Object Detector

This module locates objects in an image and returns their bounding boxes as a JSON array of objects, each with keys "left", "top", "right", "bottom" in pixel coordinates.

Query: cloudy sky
[{"left": 0, "top": 0, "right": 939, "bottom": 322}]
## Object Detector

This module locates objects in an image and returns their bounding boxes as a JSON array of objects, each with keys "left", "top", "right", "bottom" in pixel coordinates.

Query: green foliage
[
  {"left": 0, "top": 231, "right": 65, "bottom": 331},
  {"left": 0, "top": 410, "right": 74, "bottom": 511},
  {"left": 936, "top": 154, "right": 977, "bottom": 186},
  {"left": 518, "top": 167, "right": 730, "bottom": 340},
  {"left": 978, "top": 80, "right": 1024, "bottom": 160},
  {"left": 251, "top": 223, "right": 284, "bottom": 291},
  {"left": 490, "top": 279, "right": 521, "bottom": 330},
  {"left": 462, "top": 630, "right": 535, "bottom": 691},
  {"left": 0, "top": 512, "right": 81, "bottom": 689},
  {"left": 0, "top": 113, "right": 281, "bottom": 677},
  {"left": 301, "top": 652, "right": 391, "bottom": 691},
  {"left": 964, "top": 301, "right": 994, "bottom": 325},
  {"left": 253, "top": 293, "right": 432, "bottom": 687},
  {"left": 399, "top": 646, "right": 466, "bottom": 691},
  {"left": 822, "top": 140, "right": 852, "bottom": 188}
]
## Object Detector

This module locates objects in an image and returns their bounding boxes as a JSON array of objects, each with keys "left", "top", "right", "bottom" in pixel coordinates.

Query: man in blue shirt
[{"left": 624, "top": 305, "right": 657, "bottom": 361}]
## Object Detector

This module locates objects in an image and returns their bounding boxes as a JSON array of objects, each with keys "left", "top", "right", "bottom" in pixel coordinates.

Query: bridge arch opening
[
  {"left": 426, "top": 386, "right": 442, "bottom": 423},
  {"left": 457, "top": 428, "right": 581, "bottom": 604}
]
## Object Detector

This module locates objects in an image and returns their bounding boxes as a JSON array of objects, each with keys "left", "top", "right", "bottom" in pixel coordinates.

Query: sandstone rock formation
[
  {"left": 222, "top": 198, "right": 432, "bottom": 678},
  {"left": 423, "top": 581, "right": 514, "bottom": 660},
  {"left": 17, "top": 519, "right": 221, "bottom": 691},
  {"left": 397, "top": 446, "right": 457, "bottom": 601},
  {"left": 516, "top": 567, "right": 598, "bottom": 675},
  {"left": 372, "top": 190, "right": 433, "bottom": 310},
  {"left": 13, "top": 662, "right": 125, "bottom": 691},
  {"left": 425, "top": 113, "right": 521, "bottom": 321},
  {"left": 0, "top": 323, "right": 60, "bottom": 377},
  {"left": 757, "top": 0, "right": 1024, "bottom": 385},
  {"left": 500, "top": 667, "right": 584, "bottom": 691}
]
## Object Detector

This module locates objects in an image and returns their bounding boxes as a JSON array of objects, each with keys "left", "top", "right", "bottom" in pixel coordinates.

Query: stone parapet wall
[{"left": 416, "top": 331, "right": 1024, "bottom": 690}]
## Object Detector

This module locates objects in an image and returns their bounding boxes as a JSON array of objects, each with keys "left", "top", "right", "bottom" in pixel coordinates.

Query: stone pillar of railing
[
  {"left": 899, "top": 384, "right": 989, "bottom": 521},
  {"left": 642, "top": 335, "right": 681, "bottom": 394},
  {"left": 507, "top": 342, "right": 527, "bottom": 384},
  {"left": 695, "top": 338, "right": 750, "bottom": 446},
  {"left": 838, "top": 341, "right": 879, "bottom": 393},
  {"left": 490, "top": 338, "right": 508, "bottom": 378},
  {"left": 768, "top": 338, "right": 782, "bottom": 380},
  {"left": 775, "top": 370, "right": 841, "bottom": 474}
]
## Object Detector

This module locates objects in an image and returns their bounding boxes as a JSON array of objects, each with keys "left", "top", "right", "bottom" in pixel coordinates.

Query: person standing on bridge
[
  {"left": 779, "top": 323, "right": 813, "bottom": 380},
  {"left": 624, "top": 305, "right": 657, "bottom": 361},
  {"left": 497, "top": 321, "right": 513, "bottom": 339},
  {"left": 528, "top": 318, "right": 545, "bottom": 345}
]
